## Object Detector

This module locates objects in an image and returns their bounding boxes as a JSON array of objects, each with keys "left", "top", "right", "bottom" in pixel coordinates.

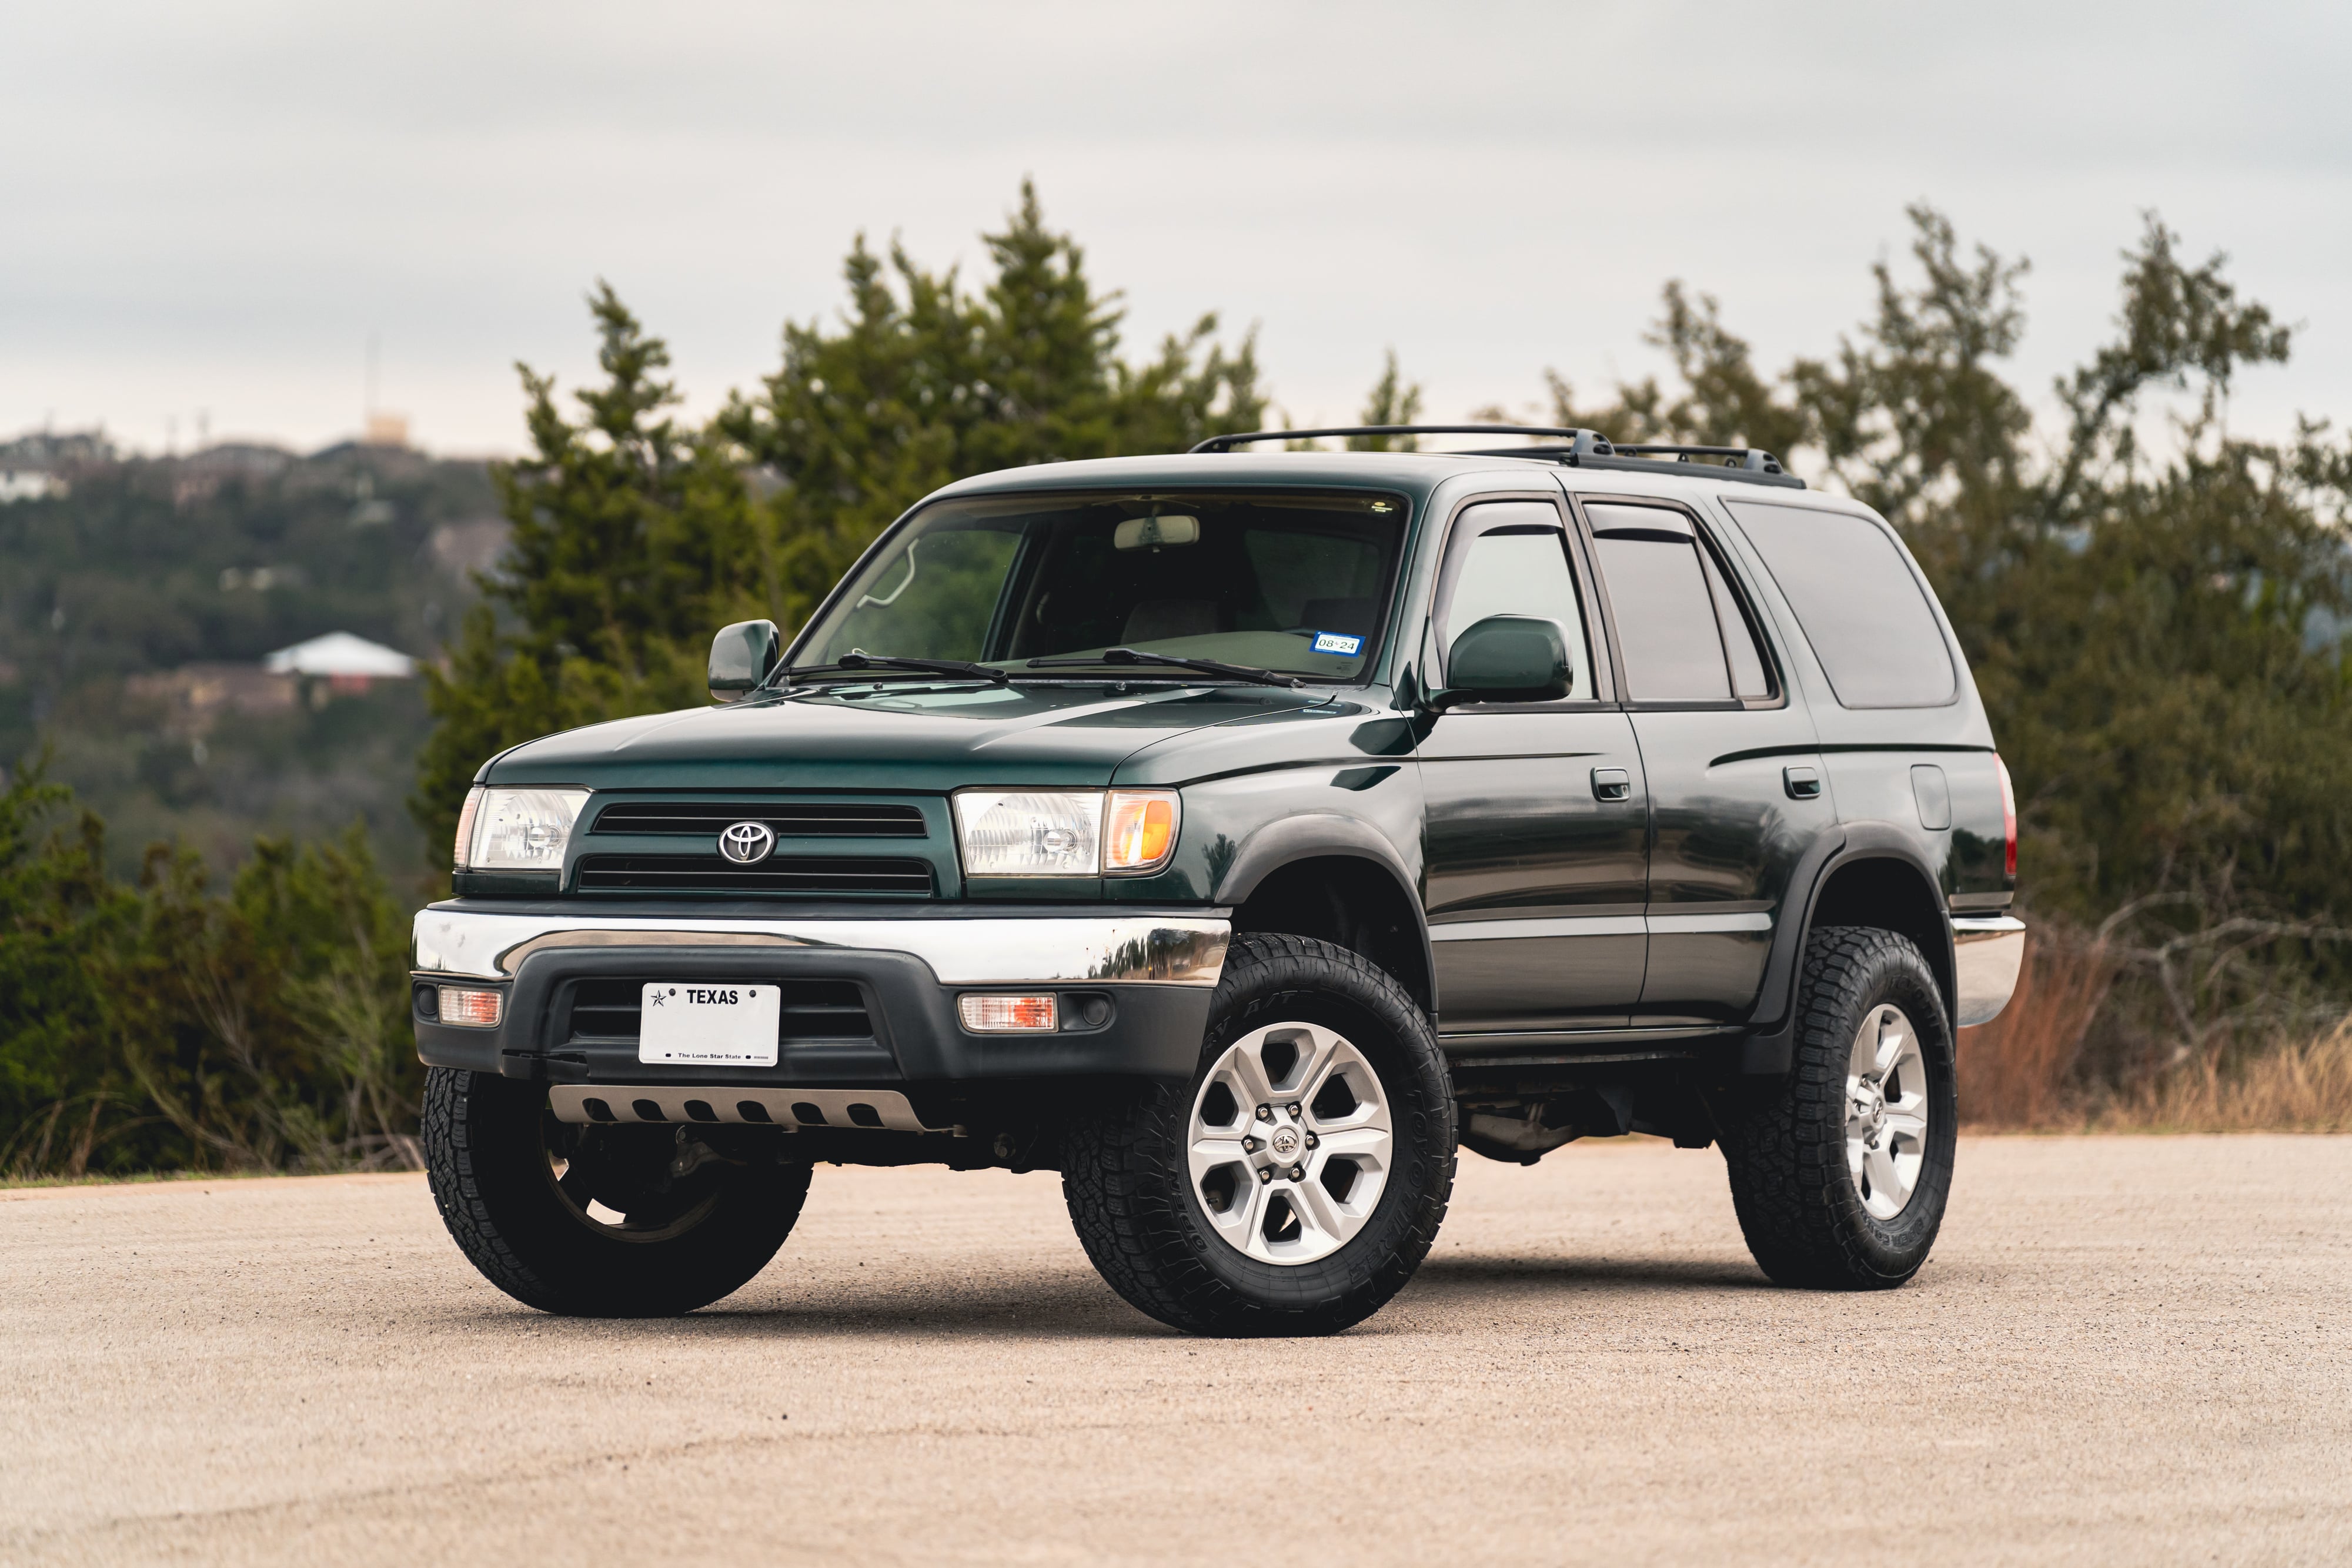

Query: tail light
[{"left": 1994, "top": 754, "right": 2017, "bottom": 880}]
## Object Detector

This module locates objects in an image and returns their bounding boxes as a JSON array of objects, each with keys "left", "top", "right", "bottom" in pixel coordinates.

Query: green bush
[{"left": 1, "top": 761, "right": 415, "bottom": 1178}]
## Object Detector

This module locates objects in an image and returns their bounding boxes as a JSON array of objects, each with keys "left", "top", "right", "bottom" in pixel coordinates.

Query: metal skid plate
[{"left": 546, "top": 1084, "right": 941, "bottom": 1132}]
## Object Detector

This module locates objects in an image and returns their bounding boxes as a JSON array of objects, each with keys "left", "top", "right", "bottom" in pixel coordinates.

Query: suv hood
[{"left": 484, "top": 681, "right": 1328, "bottom": 794}]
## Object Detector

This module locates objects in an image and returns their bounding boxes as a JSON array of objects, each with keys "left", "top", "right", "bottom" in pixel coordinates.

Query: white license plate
[{"left": 637, "top": 983, "right": 780, "bottom": 1067}]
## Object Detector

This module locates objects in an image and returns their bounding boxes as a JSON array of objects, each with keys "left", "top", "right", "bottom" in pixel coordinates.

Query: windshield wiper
[
  {"left": 1025, "top": 647, "right": 1304, "bottom": 689},
  {"left": 835, "top": 651, "right": 1011, "bottom": 684},
  {"left": 766, "top": 650, "right": 1011, "bottom": 688}
]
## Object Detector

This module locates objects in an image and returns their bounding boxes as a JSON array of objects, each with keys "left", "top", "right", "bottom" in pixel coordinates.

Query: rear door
[
  {"left": 1416, "top": 496, "right": 1649, "bottom": 1034},
  {"left": 1579, "top": 498, "right": 1832, "bottom": 1022}
]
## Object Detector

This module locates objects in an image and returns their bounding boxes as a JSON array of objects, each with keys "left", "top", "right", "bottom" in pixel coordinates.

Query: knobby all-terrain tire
[
  {"left": 422, "top": 1066, "right": 811, "bottom": 1316},
  {"left": 1718, "top": 924, "right": 1959, "bottom": 1289},
  {"left": 1061, "top": 933, "right": 1456, "bottom": 1336}
]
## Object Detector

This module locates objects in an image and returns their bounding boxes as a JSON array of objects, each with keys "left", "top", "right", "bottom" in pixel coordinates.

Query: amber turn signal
[{"left": 1102, "top": 790, "right": 1180, "bottom": 875}]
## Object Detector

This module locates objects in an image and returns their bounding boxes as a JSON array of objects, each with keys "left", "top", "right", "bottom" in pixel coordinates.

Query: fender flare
[
  {"left": 1739, "top": 826, "right": 1954, "bottom": 1075},
  {"left": 1213, "top": 812, "right": 1439, "bottom": 1015}
]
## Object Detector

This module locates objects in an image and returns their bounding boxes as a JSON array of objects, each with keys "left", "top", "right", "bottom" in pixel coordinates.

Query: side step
[{"left": 546, "top": 1085, "right": 942, "bottom": 1132}]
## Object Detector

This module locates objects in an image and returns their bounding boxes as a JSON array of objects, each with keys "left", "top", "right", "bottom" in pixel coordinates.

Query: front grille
[
  {"left": 564, "top": 978, "right": 874, "bottom": 1044},
  {"left": 574, "top": 854, "right": 934, "bottom": 895},
  {"left": 590, "top": 800, "right": 927, "bottom": 838}
]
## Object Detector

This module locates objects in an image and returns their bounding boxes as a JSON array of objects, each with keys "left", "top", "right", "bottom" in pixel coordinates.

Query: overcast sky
[{"left": 6, "top": 1, "right": 2350, "bottom": 459}]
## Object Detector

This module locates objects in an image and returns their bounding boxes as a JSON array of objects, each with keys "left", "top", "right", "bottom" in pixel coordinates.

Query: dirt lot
[{"left": 2, "top": 1135, "right": 2347, "bottom": 1566}]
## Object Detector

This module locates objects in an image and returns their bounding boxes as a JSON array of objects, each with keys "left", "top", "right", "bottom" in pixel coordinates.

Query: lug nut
[
  {"left": 1242, "top": 1136, "right": 1260, "bottom": 1152},
  {"left": 1285, "top": 1103, "right": 1301, "bottom": 1118},
  {"left": 1257, "top": 1166, "right": 1274, "bottom": 1184},
  {"left": 1305, "top": 1133, "right": 1318, "bottom": 1149},
  {"left": 1256, "top": 1104, "right": 1272, "bottom": 1122},
  {"left": 1288, "top": 1164, "right": 1304, "bottom": 1181}
]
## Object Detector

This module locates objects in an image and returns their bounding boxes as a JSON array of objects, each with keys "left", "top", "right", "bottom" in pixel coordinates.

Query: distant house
[
  {"left": 0, "top": 464, "right": 66, "bottom": 504},
  {"left": 262, "top": 631, "right": 418, "bottom": 694},
  {"left": 126, "top": 664, "right": 298, "bottom": 737},
  {"left": 0, "top": 429, "right": 112, "bottom": 500}
]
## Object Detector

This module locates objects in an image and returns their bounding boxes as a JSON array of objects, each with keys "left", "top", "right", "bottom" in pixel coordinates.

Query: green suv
[{"left": 413, "top": 426, "right": 2023, "bottom": 1335}]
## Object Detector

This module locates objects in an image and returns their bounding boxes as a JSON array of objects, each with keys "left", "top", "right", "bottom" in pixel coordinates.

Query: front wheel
[
  {"left": 1061, "top": 934, "right": 1456, "bottom": 1336},
  {"left": 422, "top": 1067, "right": 810, "bottom": 1316},
  {"left": 1717, "top": 925, "right": 1959, "bottom": 1289}
]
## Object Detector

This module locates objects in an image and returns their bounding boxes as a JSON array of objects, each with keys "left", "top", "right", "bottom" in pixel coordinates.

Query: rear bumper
[
  {"left": 1952, "top": 915, "right": 2027, "bottom": 1027},
  {"left": 410, "top": 902, "right": 1227, "bottom": 1087}
]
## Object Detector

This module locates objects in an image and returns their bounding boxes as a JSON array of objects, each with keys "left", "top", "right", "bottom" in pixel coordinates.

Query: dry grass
[
  {"left": 1960, "top": 928, "right": 2352, "bottom": 1132},
  {"left": 2093, "top": 1019, "right": 2352, "bottom": 1133},
  {"left": 1957, "top": 931, "right": 2113, "bottom": 1128}
]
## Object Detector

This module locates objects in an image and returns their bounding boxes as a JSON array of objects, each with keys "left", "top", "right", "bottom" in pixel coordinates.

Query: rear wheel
[
  {"left": 1718, "top": 925, "right": 1957, "bottom": 1289},
  {"left": 1061, "top": 934, "right": 1455, "bottom": 1336},
  {"left": 422, "top": 1067, "right": 810, "bottom": 1316}
]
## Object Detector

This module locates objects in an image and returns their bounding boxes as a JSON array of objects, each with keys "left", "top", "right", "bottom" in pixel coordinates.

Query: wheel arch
[
  {"left": 1215, "top": 821, "right": 1434, "bottom": 1017},
  {"left": 1741, "top": 828, "right": 1955, "bottom": 1074}
]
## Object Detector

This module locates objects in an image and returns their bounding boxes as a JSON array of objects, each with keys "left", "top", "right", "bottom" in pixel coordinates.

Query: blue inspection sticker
[{"left": 1309, "top": 631, "right": 1365, "bottom": 656}]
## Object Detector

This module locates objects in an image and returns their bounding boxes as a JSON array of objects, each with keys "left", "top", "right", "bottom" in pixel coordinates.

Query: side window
[
  {"left": 1436, "top": 501, "right": 1595, "bottom": 700},
  {"left": 1586, "top": 503, "right": 1765, "bottom": 703},
  {"left": 1722, "top": 500, "right": 1956, "bottom": 708},
  {"left": 1697, "top": 543, "right": 1773, "bottom": 699}
]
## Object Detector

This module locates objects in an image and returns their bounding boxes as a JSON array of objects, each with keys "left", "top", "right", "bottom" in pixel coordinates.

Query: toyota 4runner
[{"left": 413, "top": 425, "right": 2024, "bottom": 1336}]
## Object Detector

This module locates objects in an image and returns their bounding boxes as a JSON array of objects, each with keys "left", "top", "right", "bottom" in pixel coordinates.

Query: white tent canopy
[{"left": 262, "top": 631, "right": 416, "bottom": 678}]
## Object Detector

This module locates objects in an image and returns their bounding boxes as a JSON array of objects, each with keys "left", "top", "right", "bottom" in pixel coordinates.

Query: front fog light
[
  {"left": 954, "top": 790, "right": 1102, "bottom": 876},
  {"left": 958, "top": 994, "right": 1059, "bottom": 1032},
  {"left": 436, "top": 987, "right": 504, "bottom": 1028},
  {"left": 466, "top": 787, "right": 589, "bottom": 871}
]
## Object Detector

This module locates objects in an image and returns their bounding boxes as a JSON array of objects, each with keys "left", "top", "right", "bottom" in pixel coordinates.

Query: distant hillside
[{"left": 0, "top": 437, "right": 504, "bottom": 885}]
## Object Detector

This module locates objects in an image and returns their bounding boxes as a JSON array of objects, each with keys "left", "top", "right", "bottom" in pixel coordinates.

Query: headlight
[
  {"left": 463, "top": 787, "right": 589, "bottom": 871},
  {"left": 953, "top": 789, "right": 1180, "bottom": 878}
]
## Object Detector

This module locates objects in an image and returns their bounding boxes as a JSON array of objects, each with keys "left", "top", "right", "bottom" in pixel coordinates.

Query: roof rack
[{"left": 1188, "top": 425, "right": 1805, "bottom": 489}]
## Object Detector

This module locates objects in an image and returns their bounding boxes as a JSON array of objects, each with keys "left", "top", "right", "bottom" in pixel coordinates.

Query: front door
[
  {"left": 1580, "top": 498, "right": 1833, "bottom": 1023},
  {"left": 1416, "top": 497, "right": 1649, "bottom": 1036}
]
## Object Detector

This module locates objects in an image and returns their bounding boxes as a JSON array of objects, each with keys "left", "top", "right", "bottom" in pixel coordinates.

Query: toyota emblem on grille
[{"left": 718, "top": 820, "right": 777, "bottom": 865}]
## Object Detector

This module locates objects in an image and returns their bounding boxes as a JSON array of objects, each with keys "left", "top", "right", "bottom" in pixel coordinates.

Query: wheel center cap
[
  {"left": 1851, "top": 1081, "right": 1886, "bottom": 1127},
  {"left": 1268, "top": 1124, "right": 1303, "bottom": 1162}
]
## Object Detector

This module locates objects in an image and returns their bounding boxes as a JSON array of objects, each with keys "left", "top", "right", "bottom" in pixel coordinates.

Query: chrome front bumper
[
  {"left": 410, "top": 904, "right": 1232, "bottom": 988},
  {"left": 1952, "top": 914, "right": 2027, "bottom": 1027}
]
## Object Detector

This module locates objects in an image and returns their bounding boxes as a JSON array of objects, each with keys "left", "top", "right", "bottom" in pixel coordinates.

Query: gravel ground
[{"left": 2, "top": 1135, "right": 2347, "bottom": 1566}]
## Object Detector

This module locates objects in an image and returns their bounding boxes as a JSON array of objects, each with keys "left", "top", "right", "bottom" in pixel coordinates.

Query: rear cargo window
[{"left": 1723, "top": 501, "right": 1956, "bottom": 708}]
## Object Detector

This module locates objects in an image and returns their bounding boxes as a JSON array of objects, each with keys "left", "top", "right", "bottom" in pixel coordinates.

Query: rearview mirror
[
  {"left": 1113, "top": 514, "right": 1200, "bottom": 550},
  {"left": 1434, "top": 615, "right": 1571, "bottom": 707},
  {"left": 709, "top": 619, "right": 781, "bottom": 702}
]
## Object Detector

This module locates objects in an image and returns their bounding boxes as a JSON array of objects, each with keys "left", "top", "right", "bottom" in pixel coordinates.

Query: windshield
[{"left": 796, "top": 490, "right": 1408, "bottom": 681}]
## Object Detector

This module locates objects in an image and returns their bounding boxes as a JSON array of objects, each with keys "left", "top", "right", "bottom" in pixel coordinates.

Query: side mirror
[
  {"left": 1433, "top": 615, "right": 1571, "bottom": 707},
  {"left": 709, "top": 619, "right": 781, "bottom": 702}
]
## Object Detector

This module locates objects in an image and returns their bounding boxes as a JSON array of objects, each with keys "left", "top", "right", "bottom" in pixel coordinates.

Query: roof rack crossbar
[
  {"left": 1191, "top": 424, "right": 1614, "bottom": 455},
  {"left": 1188, "top": 424, "right": 1806, "bottom": 489},
  {"left": 1609, "top": 443, "right": 1789, "bottom": 476}
]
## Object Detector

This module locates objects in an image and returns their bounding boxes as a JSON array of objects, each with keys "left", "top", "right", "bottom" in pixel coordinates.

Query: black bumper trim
[{"left": 413, "top": 941, "right": 1211, "bottom": 1085}]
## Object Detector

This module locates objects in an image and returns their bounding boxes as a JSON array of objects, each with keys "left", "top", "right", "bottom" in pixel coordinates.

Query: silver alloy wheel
[
  {"left": 1845, "top": 1004, "right": 1930, "bottom": 1219},
  {"left": 1186, "top": 1021, "right": 1394, "bottom": 1265}
]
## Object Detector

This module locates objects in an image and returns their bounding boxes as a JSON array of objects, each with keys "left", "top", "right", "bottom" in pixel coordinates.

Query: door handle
[
  {"left": 1783, "top": 765, "right": 1822, "bottom": 800},
  {"left": 1591, "top": 767, "right": 1632, "bottom": 802}
]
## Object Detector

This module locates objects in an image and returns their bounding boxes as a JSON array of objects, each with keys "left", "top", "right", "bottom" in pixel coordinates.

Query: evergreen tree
[
  {"left": 415, "top": 185, "right": 1269, "bottom": 855},
  {"left": 1529, "top": 209, "right": 2352, "bottom": 1052},
  {"left": 717, "top": 180, "right": 1267, "bottom": 627},
  {"left": 1347, "top": 350, "right": 1425, "bottom": 450}
]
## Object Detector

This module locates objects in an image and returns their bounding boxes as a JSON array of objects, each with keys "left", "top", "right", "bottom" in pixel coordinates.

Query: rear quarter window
[{"left": 1722, "top": 500, "right": 1956, "bottom": 708}]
